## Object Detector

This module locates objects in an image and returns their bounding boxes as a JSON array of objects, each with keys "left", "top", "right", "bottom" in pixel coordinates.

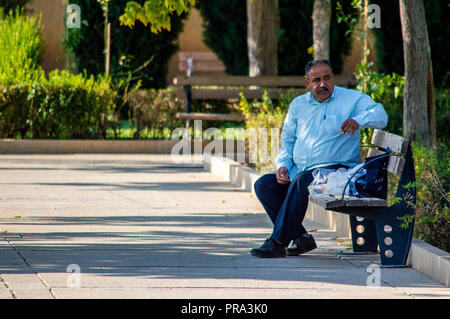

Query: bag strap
[{"left": 340, "top": 148, "right": 392, "bottom": 201}]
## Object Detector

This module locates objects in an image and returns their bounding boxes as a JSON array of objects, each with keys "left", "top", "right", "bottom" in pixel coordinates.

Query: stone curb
[{"left": 203, "top": 154, "right": 450, "bottom": 287}]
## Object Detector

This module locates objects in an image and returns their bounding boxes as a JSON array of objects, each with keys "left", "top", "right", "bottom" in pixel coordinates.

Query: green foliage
[
  {"left": 0, "top": 71, "right": 116, "bottom": 139},
  {"left": 435, "top": 88, "right": 450, "bottom": 147},
  {"left": 65, "top": 0, "right": 187, "bottom": 89},
  {"left": 126, "top": 87, "right": 184, "bottom": 139},
  {"left": 279, "top": 0, "right": 356, "bottom": 75},
  {"left": 371, "top": 0, "right": 450, "bottom": 88},
  {"left": 238, "top": 89, "right": 298, "bottom": 171},
  {"left": 196, "top": 0, "right": 355, "bottom": 76},
  {"left": 408, "top": 142, "right": 450, "bottom": 252},
  {"left": 0, "top": 0, "right": 31, "bottom": 13},
  {"left": 0, "top": 11, "right": 116, "bottom": 139},
  {"left": 0, "top": 9, "right": 44, "bottom": 84},
  {"left": 120, "top": 0, "right": 194, "bottom": 33},
  {"left": 354, "top": 62, "right": 404, "bottom": 138},
  {"left": 195, "top": 0, "right": 248, "bottom": 75}
]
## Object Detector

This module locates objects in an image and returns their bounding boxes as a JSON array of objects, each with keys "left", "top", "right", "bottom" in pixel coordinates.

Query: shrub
[
  {"left": 0, "top": 9, "right": 44, "bottom": 84},
  {"left": 0, "top": 11, "right": 117, "bottom": 139},
  {"left": 409, "top": 142, "right": 449, "bottom": 252},
  {"left": 238, "top": 89, "right": 298, "bottom": 172},
  {"left": 0, "top": 71, "right": 116, "bottom": 139},
  {"left": 0, "top": 0, "right": 31, "bottom": 14},
  {"left": 127, "top": 87, "right": 184, "bottom": 139}
]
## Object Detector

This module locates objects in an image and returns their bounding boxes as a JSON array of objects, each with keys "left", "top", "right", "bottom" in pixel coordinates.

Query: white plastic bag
[{"left": 308, "top": 164, "right": 366, "bottom": 196}]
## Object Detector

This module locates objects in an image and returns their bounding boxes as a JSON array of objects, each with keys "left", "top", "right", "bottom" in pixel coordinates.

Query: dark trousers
[{"left": 254, "top": 164, "right": 347, "bottom": 247}]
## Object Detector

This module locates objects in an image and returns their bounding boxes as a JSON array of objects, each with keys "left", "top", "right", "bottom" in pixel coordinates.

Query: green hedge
[
  {"left": 0, "top": 11, "right": 116, "bottom": 139},
  {"left": 0, "top": 71, "right": 116, "bottom": 139}
]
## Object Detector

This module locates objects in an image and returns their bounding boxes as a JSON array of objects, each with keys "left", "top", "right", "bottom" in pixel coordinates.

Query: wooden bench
[
  {"left": 173, "top": 74, "right": 356, "bottom": 122},
  {"left": 310, "top": 129, "right": 416, "bottom": 267}
]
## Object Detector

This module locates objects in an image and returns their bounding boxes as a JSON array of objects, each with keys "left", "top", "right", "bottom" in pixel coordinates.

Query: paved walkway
[{"left": 0, "top": 154, "right": 448, "bottom": 299}]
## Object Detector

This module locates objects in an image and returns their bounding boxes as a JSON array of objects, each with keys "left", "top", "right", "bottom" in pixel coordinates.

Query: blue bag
[{"left": 348, "top": 149, "right": 391, "bottom": 199}]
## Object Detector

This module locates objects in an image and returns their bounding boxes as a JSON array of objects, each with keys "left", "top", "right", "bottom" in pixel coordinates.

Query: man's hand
[
  {"left": 276, "top": 166, "right": 290, "bottom": 185},
  {"left": 340, "top": 119, "right": 359, "bottom": 136}
]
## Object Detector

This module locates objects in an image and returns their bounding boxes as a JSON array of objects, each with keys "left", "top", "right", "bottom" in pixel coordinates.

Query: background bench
[
  {"left": 310, "top": 129, "right": 416, "bottom": 267},
  {"left": 173, "top": 74, "right": 356, "bottom": 122}
]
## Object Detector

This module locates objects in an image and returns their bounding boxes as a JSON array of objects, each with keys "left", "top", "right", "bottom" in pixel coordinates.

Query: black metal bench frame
[{"left": 310, "top": 129, "right": 416, "bottom": 267}]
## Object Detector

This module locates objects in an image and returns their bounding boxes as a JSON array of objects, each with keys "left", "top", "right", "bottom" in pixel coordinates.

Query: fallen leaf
[{"left": 220, "top": 200, "right": 226, "bottom": 203}]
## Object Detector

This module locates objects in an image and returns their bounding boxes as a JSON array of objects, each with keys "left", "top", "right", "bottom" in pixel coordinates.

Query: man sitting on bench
[{"left": 251, "top": 59, "right": 389, "bottom": 258}]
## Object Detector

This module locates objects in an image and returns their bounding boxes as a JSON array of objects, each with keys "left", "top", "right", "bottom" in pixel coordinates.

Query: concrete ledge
[{"left": 204, "top": 155, "right": 450, "bottom": 287}]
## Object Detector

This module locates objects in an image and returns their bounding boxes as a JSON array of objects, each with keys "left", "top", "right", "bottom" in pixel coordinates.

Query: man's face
[{"left": 305, "top": 64, "right": 335, "bottom": 103}]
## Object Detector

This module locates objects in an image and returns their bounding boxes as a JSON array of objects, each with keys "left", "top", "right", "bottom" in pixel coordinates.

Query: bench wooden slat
[
  {"left": 310, "top": 194, "right": 386, "bottom": 210},
  {"left": 176, "top": 112, "right": 244, "bottom": 121},
  {"left": 371, "top": 129, "right": 409, "bottom": 154},
  {"left": 176, "top": 88, "right": 306, "bottom": 100},
  {"left": 368, "top": 149, "right": 406, "bottom": 176},
  {"left": 173, "top": 75, "right": 355, "bottom": 87}
]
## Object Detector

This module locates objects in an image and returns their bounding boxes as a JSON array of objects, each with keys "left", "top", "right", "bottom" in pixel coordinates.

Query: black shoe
[
  {"left": 286, "top": 234, "right": 317, "bottom": 256},
  {"left": 250, "top": 238, "right": 286, "bottom": 258}
]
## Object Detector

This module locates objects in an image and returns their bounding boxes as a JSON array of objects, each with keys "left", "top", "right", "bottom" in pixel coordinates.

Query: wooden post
[{"left": 105, "top": 23, "right": 111, "bottom": 75}]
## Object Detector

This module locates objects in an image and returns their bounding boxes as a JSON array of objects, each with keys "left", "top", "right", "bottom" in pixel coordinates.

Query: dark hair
[{"left": 305, "top": 59, "right": 334, "bottom": 77}]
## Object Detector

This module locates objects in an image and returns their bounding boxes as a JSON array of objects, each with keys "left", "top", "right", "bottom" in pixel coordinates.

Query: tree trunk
[
  {"left": 246, "top": 0, "right": 279, "bottom": 76},
  {"left": 312, "top": 0, "right": 331, "bottom": 60},
  {"left": 399, "top": 0, "right": 431, "bottom": 147}
]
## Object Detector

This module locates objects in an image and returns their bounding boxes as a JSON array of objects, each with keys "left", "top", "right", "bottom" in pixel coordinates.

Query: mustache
[{"left": 318, "top": 87, "right": 329, "bottom": 93}]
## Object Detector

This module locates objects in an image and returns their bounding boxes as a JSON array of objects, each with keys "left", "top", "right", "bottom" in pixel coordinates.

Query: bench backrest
[{"left": 367, "top": 129, "right": 410, "bottom": 176}]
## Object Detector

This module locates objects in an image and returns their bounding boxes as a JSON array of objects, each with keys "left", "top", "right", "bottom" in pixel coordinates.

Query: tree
[
  {"left": 120, "top": 0, "right": 194, "bottom": 33},
  {"left": 312, "top": 0, "right": 331, "bottom": 60},
  {"left": 246, "top": 0, "right": 279, "bottom": 76},
  {"left": 399, "top": 0, "right": 433, "bottom": 146},
  {"left": 66, "top": 0, "right": 186, "bottom": 89}
]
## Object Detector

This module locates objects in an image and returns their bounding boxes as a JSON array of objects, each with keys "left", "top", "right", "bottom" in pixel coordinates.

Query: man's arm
[
  {"left": 351, "top": 94, "right": 388, "bottom": 129},
  {"left": 276, "top": 106, "right": 297, "bottom": 173}
]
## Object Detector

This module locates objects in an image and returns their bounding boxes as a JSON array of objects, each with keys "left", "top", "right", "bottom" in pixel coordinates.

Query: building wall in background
[{"left": 27, "top": 0, "right": 66, "bottom": 73}]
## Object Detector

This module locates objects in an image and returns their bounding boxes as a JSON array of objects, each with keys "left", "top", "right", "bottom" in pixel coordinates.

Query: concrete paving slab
[{"left": 0, "top": 154, "right": 448, "bottom": 299}]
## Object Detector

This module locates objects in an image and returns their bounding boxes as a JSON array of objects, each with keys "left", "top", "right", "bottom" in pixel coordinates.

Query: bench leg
[
  {"left": 375, "top": 144, "right": 415, "bottom": 267},
  {"left": 375, "top": 210, "right": 414, "bottom": 267},
  {"left": 349, "top": 215, "right": 378, "bottom": 253}
]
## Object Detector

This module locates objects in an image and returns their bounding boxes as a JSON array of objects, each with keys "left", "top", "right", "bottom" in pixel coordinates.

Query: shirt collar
[{"left": 309, "top": 85, "right": 338, "bottom": 105}]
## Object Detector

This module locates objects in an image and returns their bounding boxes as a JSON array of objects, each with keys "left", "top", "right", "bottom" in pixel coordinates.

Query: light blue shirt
[{"left": 276, "top": 85, "right": 388, "bottom": 180}]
